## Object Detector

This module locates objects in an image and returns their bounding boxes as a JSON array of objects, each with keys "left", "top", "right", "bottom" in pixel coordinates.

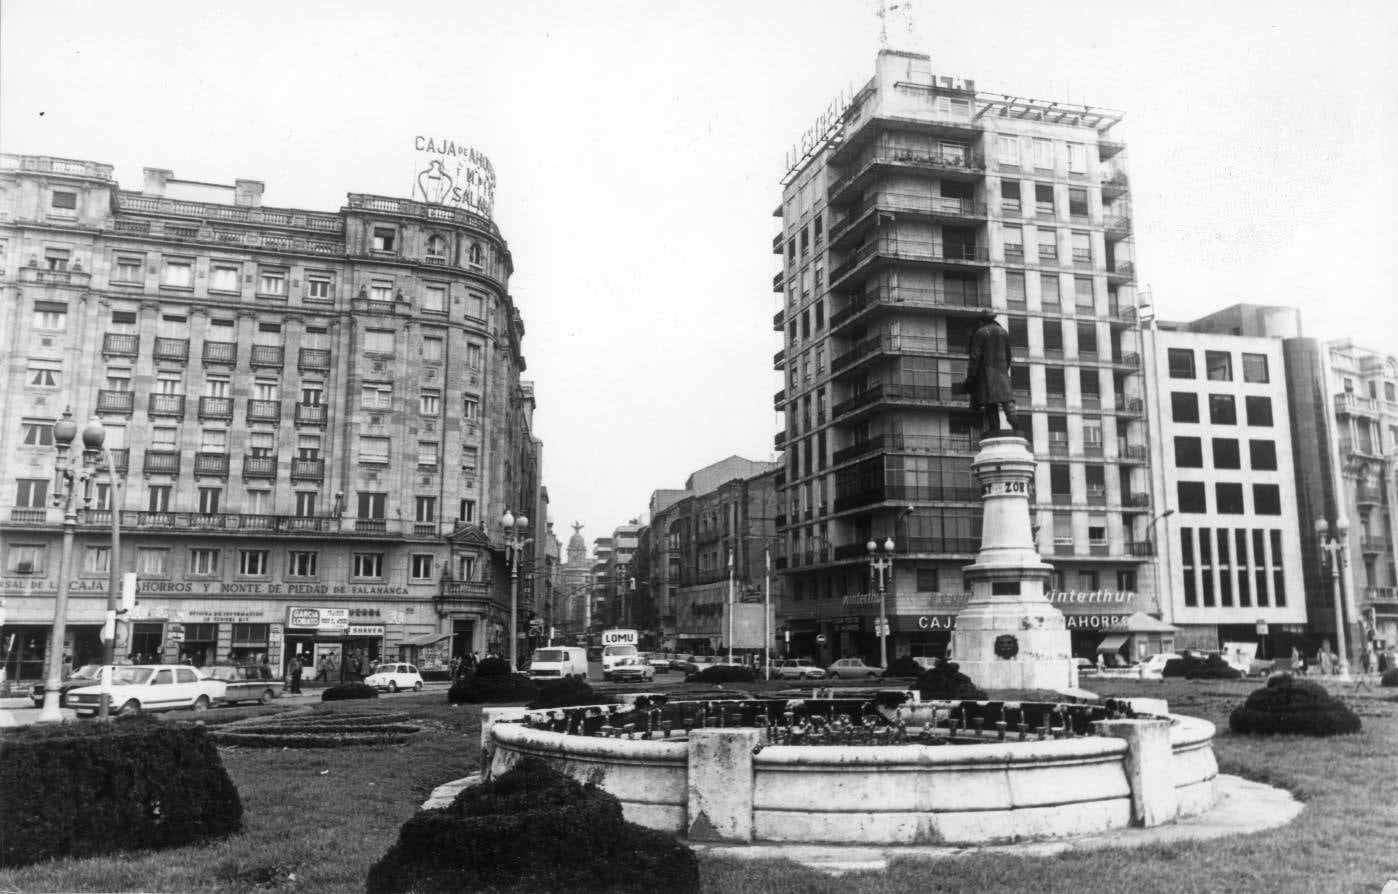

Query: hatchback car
[
  {"left": 825, "top": 658, "right": 885, "bottom": 679},
  {"left": 67, "top": 665, "right": 227, "bottom": 717},
  {"left": 605, "top": 656, "right": 655, "bottom": 683},
  {"left": 772, "top": 658, "right": 827, "bottom": 680},
  {"left": 364, "top": 663, "right": 424, "bottom": 692},
  {"left": 29, "top": 663, "right": 113, "bottom": 708}
]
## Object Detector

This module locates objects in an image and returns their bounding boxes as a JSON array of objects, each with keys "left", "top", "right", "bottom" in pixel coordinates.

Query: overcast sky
[{"left": 3, "top": 1, "right": 1395, "bottom": 549}]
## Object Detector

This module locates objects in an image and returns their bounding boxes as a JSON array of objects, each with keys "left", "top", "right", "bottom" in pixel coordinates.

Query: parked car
[
  {"left": 527, "top": 647, "right": 589, "bottom": 681},
  {"left": 772, "top": 658, "right": 827, "bottom": 680},
  {"left": 1138, "top": 652, "right": 1181, "bottom": 680},
  {"left": 825, "top": 658, "right": 885, "bottom": 679},
  {"left": 67, "top": 665, "right": 227, "bottom": 717},
  {"left": 605, "top": 656, "right": 655, "bottom": 683},
  {"left": 364, "top": 662, "right": 424, "bottom": 692},
  {"left": 28, "top": 663, "right": 113, "bottom": 708},
  {"left": 640, "top": 652, "right": 671, "bottom": 672},
  {"left": 203, "top": 664, "right": 284, "bottom": 705}
]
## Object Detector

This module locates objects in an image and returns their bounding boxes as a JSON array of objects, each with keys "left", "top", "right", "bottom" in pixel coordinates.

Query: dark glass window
[
  {"left": 1181, "top": 527, "right": 1197, "bottom": 607},
  {"left": 1167, "top": 349, "right": 1195, "bottom": 379},
  {"left": 1178, "top": 481, "right": 1207, "bottom": 513},
  {"left": 1242, "top": 353, "right": 1269, "bottom": 383},
  {"left": 1245, "top": 396, "right": 1274, "bottom": 426},
  {"left": 1171, "top": 392, "right": 1199, "bottom": 423},
  {"left": 1216, "top": 483, "right": 1245, "bottom": 514},
  {"left": 1174, "top": 437, "right": 1203, "bottom": 468},
  {"left": 1212, "top": 438, "right": 1241, "bottom": 469},
  {"left": 1205, "top": 351, "right": 1232, "bottom": 381},
  {"left": 1209, "top": 394, "right": 1237, "bottom": 425},
  {"left": 1249, "top": 440, "right": 1277, "bottom": 470},
  {"left": 1253, "top": 484, "right": 1282, "bottom": 515}
]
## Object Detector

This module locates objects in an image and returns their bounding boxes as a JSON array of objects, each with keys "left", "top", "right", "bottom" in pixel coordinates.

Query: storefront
[
  {"left": 1094, "top": 612, "right": 1179, "bottom": 662},
  {"left": 284, "top": 606, "right": 386, "bottom": 681},
  {"left": 398, "top": 632, "right": 451, "bottom": 673}
]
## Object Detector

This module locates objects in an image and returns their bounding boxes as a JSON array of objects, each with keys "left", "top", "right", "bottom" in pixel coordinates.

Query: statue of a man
[{"left": 958, "top": 312, "right": 1018, "bottom": 433}]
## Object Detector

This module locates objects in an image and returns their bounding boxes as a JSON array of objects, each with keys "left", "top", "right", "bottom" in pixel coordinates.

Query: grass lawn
[{"left": 0, "top": 679, "right": 1395, "bottom": 893}]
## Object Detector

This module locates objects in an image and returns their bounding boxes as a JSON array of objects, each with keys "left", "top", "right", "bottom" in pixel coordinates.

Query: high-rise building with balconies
[
  {"left": 773, "top": 50, "right": 1152, "bottom": 664},
  {"left": 0, "top": 153, "right": 542, "bottom": 682}
]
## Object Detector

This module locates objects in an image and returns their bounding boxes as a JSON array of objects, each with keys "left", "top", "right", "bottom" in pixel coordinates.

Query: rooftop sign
[{"left": 412, "top": 136, "right": 496, "bottom": 220}]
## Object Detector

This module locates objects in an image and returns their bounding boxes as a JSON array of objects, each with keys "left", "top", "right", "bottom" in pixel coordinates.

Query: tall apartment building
[
  {"left": 774, "top": 50, "right": 1152, "bottom": 665},
  {"left": 0, "top": 153, "right": 543, "bottom": 682}
]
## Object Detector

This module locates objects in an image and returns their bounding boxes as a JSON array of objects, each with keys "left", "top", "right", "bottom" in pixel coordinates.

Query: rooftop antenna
[{"left": 875, "top": 0, "right": 916, "bottom": 49}]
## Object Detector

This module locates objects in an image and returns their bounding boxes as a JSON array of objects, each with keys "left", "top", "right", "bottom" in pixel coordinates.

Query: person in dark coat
[
  {"left": 958, "top": 313, "right": 1018, "bottom": 433},
  {"left": 289, "top": 656, "right": 303, "bottom": 693}
]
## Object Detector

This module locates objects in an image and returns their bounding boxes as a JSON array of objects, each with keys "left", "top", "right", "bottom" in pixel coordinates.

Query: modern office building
[
  {"left": 0, "top": 153, "right": 544, "bottom": 683},
  {"left": 774, "top": 50, "right": 1153, "bottom": 664}
]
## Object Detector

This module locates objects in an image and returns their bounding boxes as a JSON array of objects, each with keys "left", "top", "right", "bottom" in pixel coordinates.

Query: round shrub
[
  {"left": 916, "top": 661, "right": 986, "bottom": 700},
  {"left": 1161, "top": 656, "right": 1195, "bottom": 678},
  {"left": 1380, "top": 668, "right": 1398, "bottom": 687},
  {"left": 321, "top": 682, "right": 379, "bottom": 701},
  {"left": 883, "top": 655, "right": 926, "bottom": 678},
  {"left": 695, "top": 664, "right": 757, "bottom": 684},
  {"left": 1229, "top": 677, "right": 1362, "bottom": 736},
  {"left": 448, "top": 674, "right": 538, "bottom": 704},
  {"left": 528, "top": 676, "right": 611, "bottom": 709},
  {"left": 474, "top": 657, "right": 513, "bottom": 678},
  {"left": 366, "top": 757, "right": 699, "bottom": 894}
]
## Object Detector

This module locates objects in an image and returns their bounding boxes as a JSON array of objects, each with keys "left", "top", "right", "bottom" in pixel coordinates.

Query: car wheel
[
  {"left": 868, "top": 672, "right": 878, "bottom": 679},
  {"left": 121, "top": 699, "right": 141, "bottom": 716},
  {"left": 413, "top": 681, "right": 422, "bottom": 692},
  {"left": 192, "top": 696, "right": 210, "bottom": 712},
  {"left": 829, "top": 672, "right": 840, "bottom": 679},
  {"left": 258, "top": 689, "right": 274, "bottom": 705},
  {"left": 388, "top": 681, "right": 399, "bottom": 693}
]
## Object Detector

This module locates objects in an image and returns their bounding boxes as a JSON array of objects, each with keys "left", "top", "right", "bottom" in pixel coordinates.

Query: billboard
[{"left": 412, "top": 135, "right": 496, "bottom": 219}]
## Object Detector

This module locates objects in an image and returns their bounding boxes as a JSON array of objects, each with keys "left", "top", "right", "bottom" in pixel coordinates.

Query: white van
[
  {"left": 601, "top": 643, "right": 639, "bottom": 675},
  {"left": 528, "top": 646, "right": 589, "bottom": 681}
]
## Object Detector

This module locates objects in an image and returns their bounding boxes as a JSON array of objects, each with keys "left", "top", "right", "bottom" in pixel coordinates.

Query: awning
[
  {"left": 1119, "top": 612, "right": 1180, "bottom": 633},
  {"left": 1096, "top": 633, "right": 1130, "bottom": 652},
  {"left": 400, "top": 633, "right": 452, "bottom": 647}
]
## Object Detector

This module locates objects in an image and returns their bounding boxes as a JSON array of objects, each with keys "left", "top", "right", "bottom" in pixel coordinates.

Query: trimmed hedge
[
  {"left": 366, "top": 757, "right": 699, "bottom": 894},
  {"left": 527, "top": 676, "right": 611, "bottom": 709},
  {"left": 915, "top": 661, "right": 986, "bottom": 700},
  {"left": 883, "top": 656, "right": 926, "bottom": 678},
  {"left": 0, "top": 717, "right": 242, "bottom": 867},
  {"left": 694, "top": 664, "right": 757, "bottom": 684},
  {"left": 1229, "top": 676, "right": 1362, "bottom": 736},
  {"left": 1164, "top": 654, "right": 1243, "bottom": 680},
  {"left": 1381, "top": 669, "right": 1398, "bottom": 687},
  {"left": 474, "top": 657, "right": 513, "bottom": 678},
  {"left": 321, "top": 683, "right": 379, "bottom": 701},
  {"left": 448, "top": 674, "right": 539, "bottom": 704}
]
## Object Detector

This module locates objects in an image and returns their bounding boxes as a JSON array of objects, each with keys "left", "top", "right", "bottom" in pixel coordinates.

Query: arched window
[{"left": 468, "top": 243, "right": 483, "bottom": 266}]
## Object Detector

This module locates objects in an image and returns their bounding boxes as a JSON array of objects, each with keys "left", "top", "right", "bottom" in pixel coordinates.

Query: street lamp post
[
  {"left": 867, "top": 537, "right": 895, "bottom": 668},
  {"left": 38, "top": 408, "right": 90, "bottom": 723},
  {"left": 1316, "top": 517, "right": 1353, "bottom": 681},
  {"left": 501, "top": 510, "right": 531, "bottom": 671},
  {"left": 80, "top": 418, "right": 124, "bottom": 721}
]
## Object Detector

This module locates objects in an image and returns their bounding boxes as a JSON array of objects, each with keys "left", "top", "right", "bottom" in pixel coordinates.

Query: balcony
[
  {"left": 1127, "top": 541, "right": 1154, "bottom": 557},
  {"left": 298, "top": 347, "right": 332, "bottom": 371},
  {"left": 242, "top": 455, "right": 278, "bottom": 479},
  {"left": 143, "top": 450, "right": 181, "bottom": 474},
  {"left": 1104, "top": 217, "right": 1132, "bottom": 242},
  {"left": 773, "top": 347, "right": 786, "bottom": 367},
  {"left": 147, "top": 393, "right": 186, "bottom": 417},
  {"left": 101, "top": 333, "right": 139, "bottom": 357},
  {"left": 9, "top": 508, "right": 48, "bottom": 524},
  {"left": 437, "top": 580, "right": 493, "bottom": 610},
  {"left": 355, "top": 519, "right": 388, "bottom": 534},
  {"left": 250, "top": 345, "right": 285, "bottom": 368},
  {"left": 1126, "top": 492, "right": 1151, "bottom": 508},
  {"left": 1107, "top": 261, "right": 1136, "bottom": 282},
  {"left": 1119, "top": 443, "right": 1149, "bottom": 462},
  {"left": 193, "top": 452, "right": 230, "bottom": 477},
  {"left": 1361, "top": 536, "right": 1388, "bottom": 555},
  {"left": 827, "top": 146, "right": 984, "bottom": 204},
  {"left": 830, "top": 237, "right": 989, "bottom": 290},
  {"left": 295, "top": 403, "right": 328, "bottom": 426},
  {"left": 96, "top": 390, "right": 135, "bottom": 416},
  {"left": 772, "top": 271, "right": 784, "bottom": 293},
  {"left": 1363, "top": 586, "right": 1398, "bottom": 605},
  {"left": 772, "top": 233, "right": 784, "bottom": 254},
  {"left": 1356, "top": 485, "right": 1383, "bottom": 505},
  {"left": 412, "top": 522, "right": 438, "bottom": 536},
  {"left": 829, "top": 192, "right": 987, "bottom": 246},
  {"left": 832, "top": 331, "right": 951, "bottom": 375},
  {"left": 832, "top": 432, "right": 975, "bottom": 465},
  {"left": 1101, "top": 171, "right": 1129, "bottom": 199},
  {"left": 202, "top": 341, "right": 237, "bottom": 365},
  {"left": 1334, "top": 391, "right": 1382, "bottom": 417},
  {"left": 290, "top": 458, "right": 325, "bottom": 481},
  {"left": 773, "top": 389, "right": 785, "bottom": 410},
  {"left": 774, "top": 431, "right": 789, "bottom": 450},
  {"left": 199, "top": 396, "right": 234, "bottom": 420},
  {"left": 831, "top": 382, "right": 963, "bottom": 421},
  {"left": 152, "top": 337, "right": 189, "bottom": 361},
  {"left": 1116, "top": 397, "right": 1145, "bottom": 415},
  {"left": 110, "top": 511, "right": 356, "bottom": 535},
  {"left": 830, "top": 281, "right": 990, "bottom": 333},
  {"left": 92, "top": 448, "right": 129, "bottom": 473},
  {"left": 247, "top": 399, "right": 282, "bottom": 423},
  {"left": 772, "top": 309, "right": 785, "bottom": 332}
]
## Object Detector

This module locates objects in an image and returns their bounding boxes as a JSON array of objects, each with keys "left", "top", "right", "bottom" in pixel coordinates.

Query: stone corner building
[{"left": 0, "top": 153, "right": 544, "bottom": 680}]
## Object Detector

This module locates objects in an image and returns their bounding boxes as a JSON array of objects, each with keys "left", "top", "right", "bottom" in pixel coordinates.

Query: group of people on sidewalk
[{"left": 282, "top": 650, "right": 382, "bottom": 694}]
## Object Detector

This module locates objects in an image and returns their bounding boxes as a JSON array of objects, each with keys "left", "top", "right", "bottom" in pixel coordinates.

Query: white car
[
  {"left": 773, "top": 659, "right": 827, "bottom": 680},
  {"left": 67, "top": 665, "right": 227, "bottom": 717},
  {"left": 1138, "top": 652, "right": 1181, "bottom": 680},
  {"left": 364, "top": 663, "right": 424, "bottom": 692},
  {"left": 826, "top": 658, "right": 885, "bottom": 679},
  {"left": 605, "top": 656, "right": 655, "bottom": 683}
]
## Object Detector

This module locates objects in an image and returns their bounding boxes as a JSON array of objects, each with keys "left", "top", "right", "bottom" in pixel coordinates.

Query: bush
[
  {"left": 1163, "top": 653, "right": 1242, "bottom": 680},
  {"left": 1229, "top": 677, "right": 1362, "bottom": 736},
  {"left": 915, "top": 661, "right": 986, "bottom": 700},
  {"left": 883, "top": 656, "right": 926, "bottom": 678},
  {"left": 474, "top": 657, "right": 513, "bottom": 678},
  {"left": 366, "top": 757, "right": 699, "bottom": 894},
  {"left": 448, "top": 674, "right": 539, "bottom": 705},
  {"left": 0, "top": 717, "right": 242, "bottom": 867},
  {"left": 1380, "top": 668, "right": 1398, "bottom": 687},
  {"left": 528, "top": 676, "right": 611, "bottom": 709},
  {"left": 694, "top": 664, "right": 757, "bottom": 684},
  {"left": 321, "top": 682, "right": 379, "bottom": 701}
]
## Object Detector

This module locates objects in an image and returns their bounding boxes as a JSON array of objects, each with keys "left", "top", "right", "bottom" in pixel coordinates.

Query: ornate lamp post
[
  {"left": 867, "top": 537, "right": 895, "bottom": 668},
  {"left": 79, "top": 418, "right": 124, "bottom": 720},
  {"left": 1316, "top": 517, "right": 1352, "bottom": 681},
  {"left": 501, "top": 510, "right": 531, "bottom": 670},
  {"left": 38, "top": 409, "right": 85, "bottom": 722}
]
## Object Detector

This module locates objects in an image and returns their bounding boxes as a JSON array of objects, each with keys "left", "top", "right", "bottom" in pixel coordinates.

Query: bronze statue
[{"left": 956, "top": 312, "right": 1018, "bottom": 434}]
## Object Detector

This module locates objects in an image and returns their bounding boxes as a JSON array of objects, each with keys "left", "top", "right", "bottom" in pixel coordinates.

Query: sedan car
[
  {"left": 203, "top": 664, "right": 284, "bottom": 705},
  {"left": 825, "top": 658, "right": 885, "bottom": 679},
  {"left": 640, "top": 653, "right": 671, "bottom": 672},
  {"left": 364, "top": 663, "right": 424, "bottom": 692},
  {"left": 605, "top": 656, "right": 655, "bottom": 683},
  {"left": 772, "top": 658, "right": 827, "bottom": 680},
  {"left": 67, "top": 665, "right": 227, "bottom": 717},
  {"left": 29, "top": 663, "right": 114, "bottom": 708}
]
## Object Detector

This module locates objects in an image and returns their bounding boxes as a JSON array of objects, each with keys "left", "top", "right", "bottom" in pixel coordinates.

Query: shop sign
[
  {"left": 348, "top": 625, "right": 385, "bottom": 637},
  {"left": 1063, "top": 614, "right": 1129, "bottom": 630},
  {"left": 185, "top": 609, "right": 267, "bottom": 622},
  {"left": 286, "top": 607, "right": 350, "bottom": 631},
  {"left": 841, "top": 592, "right": 882, "bottom": 606},
  {"left": 784, "top": 83, "right": 857, "bottom": 178},
  {"left": 916, "top": 615, "right": 958, "bottom": 630},
  {"left": 1046, "top": 590, "right": 1138, "bottom": 605}
]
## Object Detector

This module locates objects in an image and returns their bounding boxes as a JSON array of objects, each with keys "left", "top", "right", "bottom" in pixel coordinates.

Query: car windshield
[
  {"left": 69, "top": 664, "right": 104, "bottom": 680},
  {"left": 603, "top": 645, "right": 637, "bottom": 657},
  {"left": 534, "top": 650, "right": 567, "bottom": 662},
  {"left": 113, "top": 668, "right": 154, "bottom": 685}
]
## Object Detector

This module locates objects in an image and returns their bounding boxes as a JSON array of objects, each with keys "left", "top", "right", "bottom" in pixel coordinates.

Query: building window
[
  {"left": 294, "top": 490, "right": 317, "bottom": 516},
  {"left": 20, "top": 419, "right": 54, "bottom": 446},
  {"left": 1216, "top": 483, "right": 1245, "bottom": 514},
  {"left": 1181, "top": 528, "right": 1197, "bottom": 606},
  {"left": 417, "top": 441, "right": 439, "bottom": 469},
  {"left": 148, "top": 485, "right": 172, "bottom": 512},
  {"left": 426, "top": 234, "right": 446, "bottom": 258},
  {"left": 1212, "top": 438, "right": 1241, "bottom": 469},
  {"left": 411, "top": 555, "right": 434, "bottom": 580},
  {"left": 189, "top": 548, "right": 219, "bottom": 576},
  {"left": 1249, "top": 440, "right": 1278, "bottom": 471},
  {"left": 1005, "top": 271, "right": 1026, "bottom": 304},
  {"left": 1003, "top": 226, "right": 1023, "bottom": 260},
  {"left": 422, "top": 283, "right": 447, "bottom": 313},
  {"left": 24, "top": 358, "right": 59, "bottom": 389},
  {"left": 7, "top": 545, "right": 45, "bottom": 574},
  {"left": 137, "top": 547, "right": 169, "bottom": 575},
  {"left": 358, "top": 492, "right": 387, "bottom": 519},
  {"left": 248, "top": 431, "right": 274, "bottom": 457},
  {"left": 44, "top": 247, "right": 72, "bottom": 271},
  {"left": 1253, "top": 484, "right": 1282, "bottom": 515},
  {"left": 352, "top": 553, "right": 384, "bottom": 579},
  {"left": 369, "top": 279, "right": 393, "bottom": 302},
  {"left": 1039, "top": 273, "right": 1060, "bottom": 308},
  {"left": 1208, "top": 394, "right": 1237, "bottom": 425},
  {"left": 458, "top": 499, "right": 476, "bottom": 523},
  {"left": 238, "top": 550, "right": 269, "bottom": 576},
  {"left": 422, "top": 336, "right": 444, "bottom": 362},
  {"left": 113, "top": 255, "right": 144, "bottom": 284},
  {"left": 210, "top": 264, "right": 240, "bottom": 292},
  {"left": 466, "top": 291, "right": 486, "bottom": 320},
  {"left": 162, "top": 258, "right": 193, "bottom": 288},
  {"left": 363, "top": 329, "right": 394, "bottom": 354},
  {"left": 32, "top": 303, "right": 67, "bottom": 330},
  {"left": 1167, "top": 349, "right": 1195, "bottom": 379},
  {"left": 372, "top": 227, "right": 396, "bottom": 252},
  {"left": 466, "top": 343, "right": 483, "bottom": 369},
  {"left": 998, "top": 135, "right": 1019, "bottom": 166},
  {"left": 359, "top": 437, "right": 390, "bottom": 464},
  {"left": 198, "top": 487, "right": 222, "bottom": 514},
  {"left": 288, "top": 551, "right": 318, "bottom": 577},
  {"left": 1174, "top": 437, "right": 1203, "bottom": 468},
  {"left": 1178, "top": 481, "right": 1207, "bottom": 513},
  {"left": 361, "top": 382, "right": 393, "bottom": 409},
  {"left": 461, "top": 446, "right": 479, "bottom": 474},
  {"left": 84, "top": 545, "right": 111, "bottom": 574},
  {"left": 1241, "top": 353, "right": 1269, "bottom": 383},
  {"left": 463, "top": 396, "right": 479, "bottom": 420},
  {"left": 51, "top": 190, "right": 78, "bottom": 211},
  {"left": 1205, "top": 351, "right": 1233, "bottom": 381},
  {"left": 1245, "top": 396, "right": 1273, "bottom": 426},
  {"left": 258, "top": 267, "right": 287, "bottom": 296},
  {"left": 1033, "top": 138, "right": 1053, "bottom": 169},
  {"left": 245, "top": 489, "right": 272, "bottom": 515},
  {"left": 415, "top": 496, "right": 436, "bottom": 523},
  {"left": 419, "top": 388, "right": 440, "bottom": 415},
  {"left": 306, "top": 271, "right": 334, "bottom": 300},
  {"left": 1035, "top": 183, "right": 1054, "bottom": 216}
]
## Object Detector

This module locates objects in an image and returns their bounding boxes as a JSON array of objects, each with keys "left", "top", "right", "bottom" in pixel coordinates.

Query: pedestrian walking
[
  {"left": 314, "top": 655, "right": 328, "bottom": 682},
  {"left": 289, "top": 656, "right": 303, "bottom": 693}
]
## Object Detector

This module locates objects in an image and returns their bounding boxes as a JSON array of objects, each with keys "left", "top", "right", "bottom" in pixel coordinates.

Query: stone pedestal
[{"left": 951, "top": 436, "right": 1074, "bottom": 691}]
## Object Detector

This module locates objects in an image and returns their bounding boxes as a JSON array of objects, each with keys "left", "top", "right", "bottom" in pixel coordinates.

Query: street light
[
  {"left": 867, "top": 537, "right": 895, "bottom": 669},
  {"left": 1316, "top": 517, "right": 1353, "bottom": 681},
  {"left": 80, "top": 418, "right": 124, "bottom": 721},
  {"left": 38, "top": 408, "right": 86, "bottom": 722},
  {"left": 501, "top": 510, "right": 531, "bottom": 670}
]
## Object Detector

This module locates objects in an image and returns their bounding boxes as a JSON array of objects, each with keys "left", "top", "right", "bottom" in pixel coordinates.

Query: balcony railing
[
  {"left": 247, "top": 399, "right": 282, "bottom": 423},
  {"left": 290, "top": 458, "right": 325, "bottom": 481},
  {"left": 147, "top": 393, "right": 186, "bottom": 417},
  {"left": 831, "top": 382, "right": 962, "bottom": 419},
  {"left": 829, "top": 192, "right": 987, "bottom": 243},
  {"left": 1334, "top": 391, "right": 1382, "bottom": 416},
  {"left": 1363, "top": 586, "right": 1398, "bottom": 604},
  {"left": 832, "top": 432, "right": 975, "bottom": 465},
  {"left": 9, "top": 508, "right": 48, "bottom": 524},
  {"left": 242, "top": 455, "right": 278, "bottom": 479},
  {"left": 199, "top": 396, "right": 234, "bottom": 420},
  {"left": 102, "top": 333, "right": 139, "bottom": 357},
  {"left": 830, "top": 237, "right": 989, "bottom": 286},
  {"left": 773, "top": 389, "right": 785, "bottom": 410},
  {"left": 101, "top": 512, "right": 377, "bottom": 535},
  {"left": 355, "top": 519, "right": 388, "bottom": 534},
  {"left": 203, "top": 341, "right": 237, "bottom": 364},
  {"left": 772, "top": 272, "right": 784, "bottom": 293},
  {"left": 298, "top": 347, "right": 332, "bottom": 370},
  {"left": 142, "top": 450, "right": 180, "bottom": 474},
  {"left": 250, "top": 345, "right": 285, "bottom": 367},
  {"left": 773, "top": 347, "right": 786, "bottom": 366},
  {"left": 294, "top": 403, "right": 327, "bottom": 425},
  {"left": 1127, "top": 541, "right": 1154, "bottom": 557},
  {"left": 96, "top": 390, "right": 135, "bottom": 415},
  {"left": 194, "top": 452, "right": 230, "bottom": 476},
  {"left": 827, "top": 146, "right": 984, "bottom": 199},
  {"left": 1361, "top": 536, "right": 1389, "bottom": 555},
  {"left": 832, "top": 331, "right": 951, "bottom": 373},
  {"left": 152, "top": 337, "right": 189, "bottom": 361}
]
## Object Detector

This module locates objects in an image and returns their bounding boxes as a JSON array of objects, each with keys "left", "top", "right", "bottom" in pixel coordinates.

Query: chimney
[
  {"left": 235, "top": 179, "right": 265, "bottom": 208},
  {"left": 142, "top": 168, "right": 171, "bottom": 196}
]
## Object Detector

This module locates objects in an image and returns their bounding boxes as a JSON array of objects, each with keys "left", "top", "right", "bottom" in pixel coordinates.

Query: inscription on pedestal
[{"left": 991, "top": 581, "right": 1021, "bottom": 595}]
